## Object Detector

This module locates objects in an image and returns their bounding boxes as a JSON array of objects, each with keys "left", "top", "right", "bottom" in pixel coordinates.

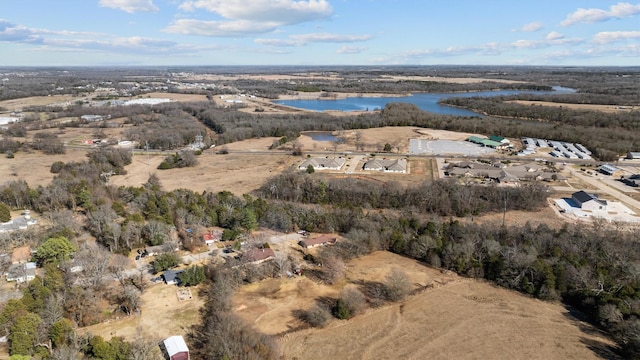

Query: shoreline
[{"left": 276, "top": 92, "right": 409, "bottom": 101}]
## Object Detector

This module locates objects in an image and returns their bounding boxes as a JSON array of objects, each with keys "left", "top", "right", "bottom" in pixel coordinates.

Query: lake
[{"left": 275, "top": 87, "right": 575, "bottom": 116}]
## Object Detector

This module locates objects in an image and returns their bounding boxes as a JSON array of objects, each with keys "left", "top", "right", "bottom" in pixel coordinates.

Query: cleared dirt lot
[{"left": 233, "top": 251, "right": 617, "bottom": 360}]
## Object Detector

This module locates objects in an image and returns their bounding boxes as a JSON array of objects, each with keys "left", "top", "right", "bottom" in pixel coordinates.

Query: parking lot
[{"left": 409, "top": 139, "right": 495, "bottom": 156}]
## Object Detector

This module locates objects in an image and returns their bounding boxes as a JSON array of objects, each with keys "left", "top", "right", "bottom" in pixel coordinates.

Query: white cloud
[
  {"left": 520, "top": 22, "right": 543, "bottom": 32},
  {"left": 165, "top": 19, "right": 279, "bottom": 37},
  {"left": 387, "top": 33, "right": 585, "bottom": 64},
  {"left": 0, "top": 20, "right": 42, "bottom": 43},
  {"left": 0, "top": 19, "right": 101, "bottom": 44},
  {"left": 171, "top": 0, "right": 332, "bottom": 36},
  {"left": 0, "top": 19, "right": 222, "bottom": 56},
  {"left": 99, "top": 0, "right": 159, "bottom": 13},
  {"left": 561, "top": 2, "right": 640, "bottom": 26},
  {"left": 336, "top": 45, "right": 367, "bottom": 54},
  {"left": 546, "top": 31, "right": 564, "bottom": 40},
  {"left": 179, "top": 0, "right": 331, "bottom": 23},
  {"left": 255, "top": 32, "right": 371, "bottom": 47},
  {"left": 593, "top": 30, "right": 640, "bottom": 44}
]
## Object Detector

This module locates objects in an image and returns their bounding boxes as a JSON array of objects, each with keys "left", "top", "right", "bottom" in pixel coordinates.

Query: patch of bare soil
[
  {"left": 265, "top": 251, "right": 618, "bottom": 360},
  {"left": 79, "top": 282, "right": 204, "bottom": 342},
  {"left": 468, "top": 206, "right": 570, "bottom": 229},
  {"left": 510, "top": 100, "right": 636, "bottom": 113}
]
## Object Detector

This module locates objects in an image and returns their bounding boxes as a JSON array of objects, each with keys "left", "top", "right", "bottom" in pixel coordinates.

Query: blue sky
[{"left": 0, "top": 0, "right": 638, "bottom": 66}]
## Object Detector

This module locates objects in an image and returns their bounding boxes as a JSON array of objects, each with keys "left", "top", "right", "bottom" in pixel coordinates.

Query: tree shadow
[
  {"left": 351, "top": 279, "right": 388, "bottom": 306},
  {"left": 315, "top": 295, "right": 337, "bottom": 309},
  {"left": 580, "top": 338, "right": 622, "bottom": 360},
  {"left": 562, "top": 305, "right": 622, "bottom": 359},
  {"left": 300, "top": 268, "right": 325, "bottom": 283}
]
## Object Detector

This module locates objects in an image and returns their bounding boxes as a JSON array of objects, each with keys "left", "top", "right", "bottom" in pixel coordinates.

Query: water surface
[{"left": 275, "top": 87, "right": 575, "bottom": 116}]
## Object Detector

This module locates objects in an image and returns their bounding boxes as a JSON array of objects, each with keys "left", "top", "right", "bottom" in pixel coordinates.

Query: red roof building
[
  {"left": 243, "top": 248, "right": 275, "bottom": 264},
  {"left": 299, "top": 235, "right": 338, "bottom": 248}
]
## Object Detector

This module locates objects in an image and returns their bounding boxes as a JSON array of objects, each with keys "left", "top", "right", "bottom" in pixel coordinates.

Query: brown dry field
[
  {"left": 0, "top": 148, "right": 88, "bottom": 187},
  {"left": 233, "top": 251, "right": 617, "bottom": 360},
  {"left": 79, "top": 282, "right": 203, "bottom": 342},
  {"left": 0, "top": 95, "right": 78, "bottom": 110},
  {"left": 110, "top": 139, "right": 294, "bottom": 195},
  {"left": 379, "top": 75, "right": 526, "bottom": 84},
  {"left": 510, "top": 100, "right": 636, "bottom": 113},
  {"left": 110, "top": 126, "right": 472, "bottom": 195}
]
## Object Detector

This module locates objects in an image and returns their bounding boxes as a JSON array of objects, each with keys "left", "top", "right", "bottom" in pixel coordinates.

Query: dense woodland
[{"left": 1, "top": 67, "right": 640, "bottom": 359}]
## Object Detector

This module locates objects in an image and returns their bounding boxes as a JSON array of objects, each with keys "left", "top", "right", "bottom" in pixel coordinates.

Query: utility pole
[
  {"left": 502, "top": 192, "right": 508, "bottom": 227},
  {"left": 146, "top": 141, "right": 150, "bottom": 165}
]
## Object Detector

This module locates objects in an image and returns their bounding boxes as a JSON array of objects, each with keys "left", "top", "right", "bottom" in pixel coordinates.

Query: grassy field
[
  {"left": 79, "top": 282, "right": 204, "bottom": 342},
  {"left": 233, "top": 251, "right": 618, "bottom": 360}
]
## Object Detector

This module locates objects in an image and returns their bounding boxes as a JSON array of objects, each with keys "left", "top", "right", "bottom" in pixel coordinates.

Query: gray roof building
[
  {"left": 298, "top": 157, "right": 346, "bottom": 170},
  {"left": 363, "top": 158, "right": 407, "bottom": 173}
]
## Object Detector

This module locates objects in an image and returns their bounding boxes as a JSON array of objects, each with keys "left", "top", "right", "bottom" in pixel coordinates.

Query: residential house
[
  {"left": 363, "top": 158, "right": 407, "bottom": 173},
  {"left": 6, "top": 262, "right": 36, "bottom": 283},
  {"left": 243, "top": 248, "right": 275, "bottom": 264},
  {"left": 162, "top": 270, "right": 183, "bottom": 285},
  {"left": 572, "top": 191, "right": 607, "bottom": 211},
  {"left": 0, "top": 212, "right": 37, "bottom": 234},
  {"left": 299, "top": 235, "right": 338, "bottom": 249},
  {"left": 80, "top": 115, "right": 105, "bottom": 122},
  {"left": 162, "top": 335, "right": 189, "bottom": 360},
  {"left": 298, "top": 157, "right": 346, "bottom": 171},
  {"left": 202, "top": 233, "right": 216, "bottom": 246},
  {"left": 146, "top": 242, "right": 179, "bottom": 257}
]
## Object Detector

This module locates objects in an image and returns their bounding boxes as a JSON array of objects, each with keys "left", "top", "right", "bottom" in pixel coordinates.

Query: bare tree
[
  {"left": 119, "top": 285, "right": 142, "bottom": 316},
  {"left": 301, "top": 305, "right": 331, "bottom": 328},
  {"left": 42, "top": 294, "right": 65, "bottom": 327},
  {"left": 50, "top": 346, "right": 83, "bottom": 360},
  {"left": 273, "top": 252, "right": 291, "bottom": 277},
  {"left": 130, "top": 328, "right": 163, "bottom": 360},
  {"left": 109, "top": 254, "right": 132, "bottom": 286},
  {"left": 384, "top": 267, "right": 411, "bottom": 302},
  {"left": 340, "top": 286, "right": 367, "bottom": 316},
  {"left": 74, "top": 243, "right": 111, "bottom": 290},
  {"left": 321, "top": 255, "right": 345, "bottom": 285}
]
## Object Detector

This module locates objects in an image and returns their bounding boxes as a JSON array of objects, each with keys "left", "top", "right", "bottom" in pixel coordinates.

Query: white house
[
  {"left": 572, "top": 191, "right": 607, "bottom": 211},
  {"left": 6, "top": 262, "right": 37, "bottom": 283}
]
